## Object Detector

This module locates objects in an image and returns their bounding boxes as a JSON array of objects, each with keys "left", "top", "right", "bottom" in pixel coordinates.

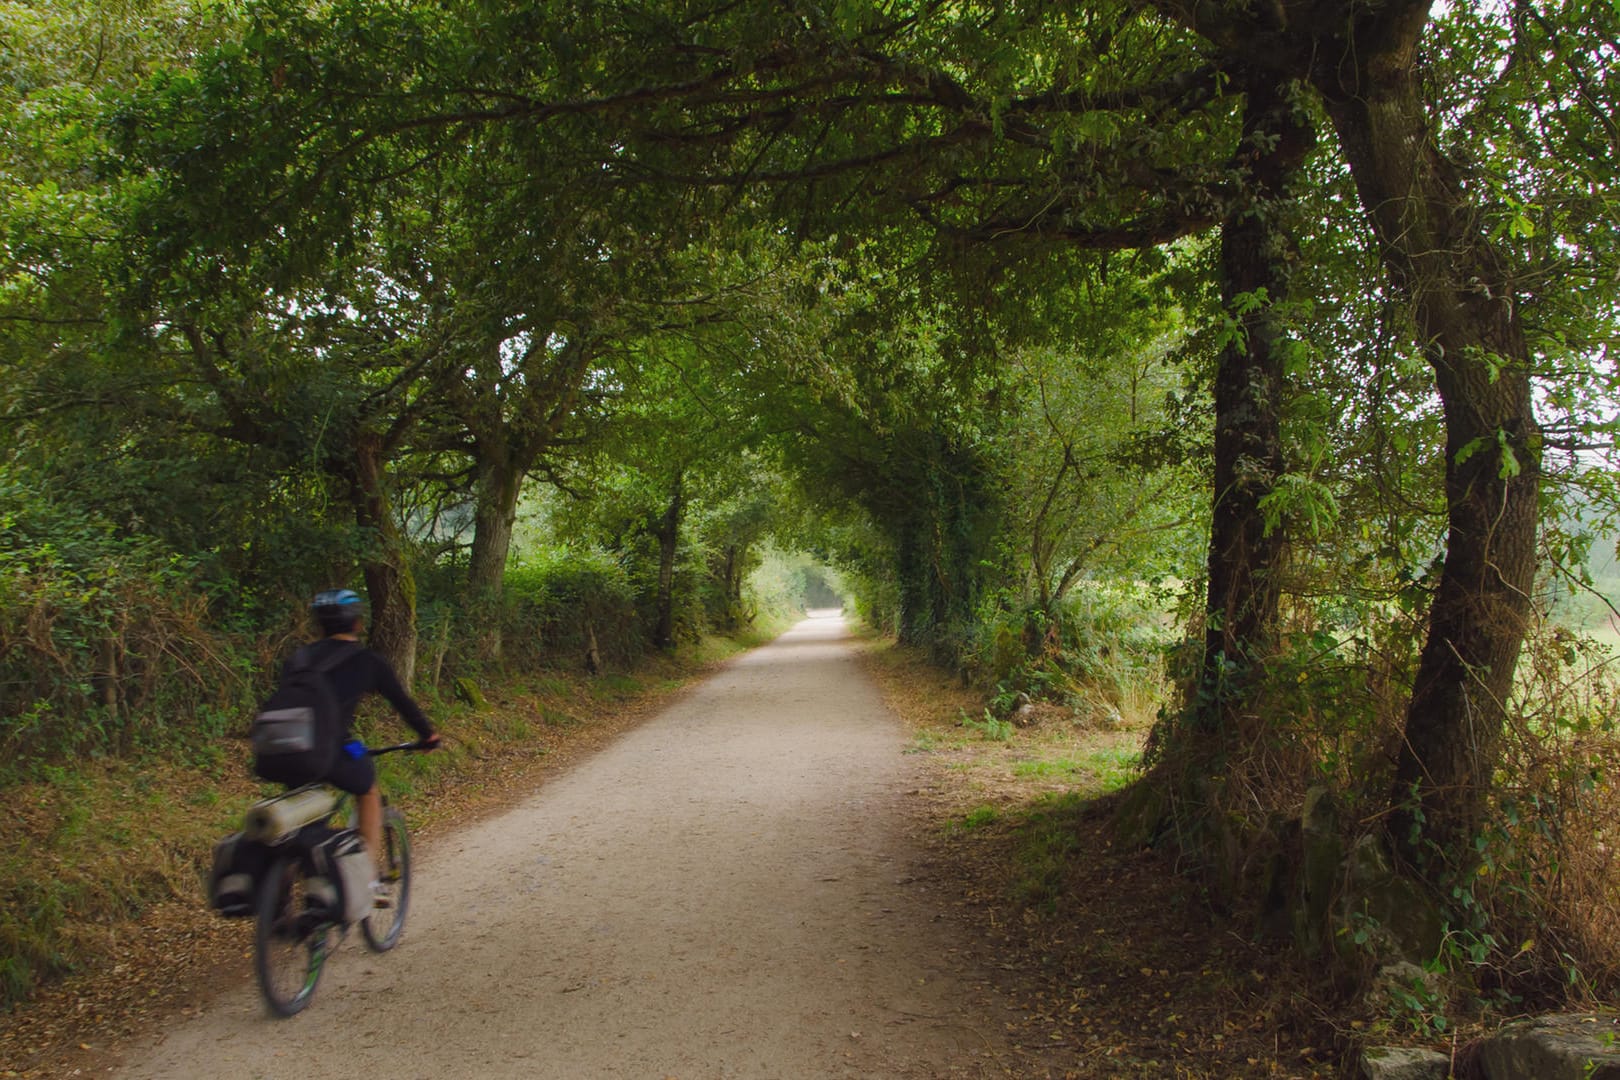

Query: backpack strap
[{"left": 293, "top": 641, "right": 363, "bottom": 675}]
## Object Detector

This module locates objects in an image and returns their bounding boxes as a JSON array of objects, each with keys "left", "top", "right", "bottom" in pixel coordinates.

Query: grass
[
  {"left": 855, "top": 632, "right": 1353, "bottom": 1077},
  {"left": 959, "top": 708, "right": 1015, "bottom": 741},
  {"left": 592, "top": 673, "right": 645, "bottom": 698},
  {"left": 1010, "top": 792, "right": 1090, "bottom": 910},
  {"left": 0, "top": 757, "right": 249, "bottom": 1006},
  {"left": 1014, "top": 746, "right": 1142, "bottom": 792},
  {"left": 857, "top": 630, "right": 1157, "bottom": 913},
  {"left": 856, "top": 628, "right": 1161, "bottom": 918},
  {"left": 947, "top": 804, "right": 1001, "bottom": 833},
  {"left": 0, "top": 627, "right": 771, "bottom": 1013}
]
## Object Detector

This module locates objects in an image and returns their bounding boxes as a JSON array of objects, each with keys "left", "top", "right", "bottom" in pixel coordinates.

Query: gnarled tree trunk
[
  {"left": 465, "top": 449, "right": 524, "bottom": 661},
  {"left": 354, "top": 432, "right": 418, "bottom": 688},
  {"left": 1313, "top": 11, "right": 1541, "bottom": 864}
]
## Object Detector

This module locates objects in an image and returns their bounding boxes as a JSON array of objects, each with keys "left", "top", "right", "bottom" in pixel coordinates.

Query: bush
[
  {"left": 974, "top": 582, "right": 1173, "bottom": 728},
  {"left": 1458, "top": 624, "right": 1620, "bottom": 1005},
  {"left": 502, "top": 545, "right": 642, "bottom": 668},
  {"left": 0, "top": 482, "right": 253, "bottom": 785}
]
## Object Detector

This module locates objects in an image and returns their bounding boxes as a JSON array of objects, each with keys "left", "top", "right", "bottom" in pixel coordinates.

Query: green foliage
[
  {"left": 0, "top": 479, "right": 253, "bottom": 784},
  {"left": 976, "top": 582, "right": 1174, "bottom": 729},
  {"left": 745, "top": 546, "right": 846, "bottom": 621},
  {"left": 2, "top": 0, "right": 1619, "bottom": 1018},
  {"left": 501, "top": 546, "right": 641, "bottom": 669},
  {"left": 959, "top": 708, "right": 1015, "bottom": 742},
  {"left": 950, "top": 804, "right": 1000, "bottom": 832},
  {"left": 1013, "top": 747, "right": 1142, "bottom": 792},
  {"left": 1425, "top": 625, "right": 1620, "bottom": 1003}
]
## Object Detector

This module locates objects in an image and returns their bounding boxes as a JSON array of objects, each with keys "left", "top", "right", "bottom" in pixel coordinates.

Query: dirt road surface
[{"left": 118, "top": 614, "right": 1011, "bottom": 1079}]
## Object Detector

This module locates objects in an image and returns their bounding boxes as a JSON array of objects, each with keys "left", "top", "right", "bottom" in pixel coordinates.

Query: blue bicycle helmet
[{"left": 311, "top": 588, "right": 365, "bottom": 635}]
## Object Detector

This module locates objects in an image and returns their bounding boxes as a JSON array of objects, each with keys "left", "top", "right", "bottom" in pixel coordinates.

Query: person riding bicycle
[{"left": 297, "top": 589, "right": 440, "bottom": 882}]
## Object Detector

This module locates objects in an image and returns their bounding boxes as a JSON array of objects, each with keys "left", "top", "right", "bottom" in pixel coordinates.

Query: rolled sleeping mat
[{"left": 242, "top": 787, "right": 340, "bottom": 843}]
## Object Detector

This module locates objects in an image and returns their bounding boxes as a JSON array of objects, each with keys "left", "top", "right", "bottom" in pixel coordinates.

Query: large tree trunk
[
  {"left": 1313, "top": 8, "right": 1541, "bottom": 864},
  {"left": 354, "top": 432, "right": 418, "bottom": 688},
  {"left": 926, "top": 452, "right": 991, "bottom": 669},
  {"left": 458, "top": 331, "right": 594, "bottom": 657},
  {"left": 651, "top": 473, "right": 685, "bottom": 650},
  {"left": 895, "top": 517, "right": 930, "bottom": 647},
  {"left": 465, "top": 450, "right": 524, "bottom": 661},
  {"left": 467, "top": 455, "right": 523, "bottom": 603},
  {"left": 1196, "top": 73, "right": 1314, "bottom": 737}
]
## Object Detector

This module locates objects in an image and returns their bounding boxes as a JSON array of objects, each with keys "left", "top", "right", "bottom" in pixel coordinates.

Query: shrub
[
  {"left": 973, "top": 581, "right": 1173, "bottom": 728},
  {"left": 502, "top": 545, "right": 641, "bottom": 668},
  {"left": 0, "top": 482, "right": 252, "bottom": 785}
]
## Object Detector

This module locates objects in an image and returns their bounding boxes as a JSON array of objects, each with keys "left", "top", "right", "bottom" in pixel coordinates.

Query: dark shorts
[{"left": 323, "top": 751, "right": 376, "bottom": 795}]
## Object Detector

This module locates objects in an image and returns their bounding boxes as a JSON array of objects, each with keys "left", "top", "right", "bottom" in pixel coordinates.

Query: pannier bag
[
  {"left": 250, "top": 643, "right": 359, "bottom": 785},
  {"left": 311, "top": 829, "right": 373, "bottom": 924},
  {"left": 206, "top": 832, "right": 270, "bottom": 918}
]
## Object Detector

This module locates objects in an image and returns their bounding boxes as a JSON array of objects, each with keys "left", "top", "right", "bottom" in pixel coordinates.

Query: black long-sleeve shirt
[{"left": 282, "top": 638, "right": 434, "bottom": 741}]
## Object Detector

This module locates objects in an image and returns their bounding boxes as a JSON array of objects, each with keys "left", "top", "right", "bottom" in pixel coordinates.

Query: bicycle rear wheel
[
  {"left": 253, "top": 855, "right": 334, "bottom": 1017},
  {"left": 361, "top": 805, "right": 411, "bottom": 952}
]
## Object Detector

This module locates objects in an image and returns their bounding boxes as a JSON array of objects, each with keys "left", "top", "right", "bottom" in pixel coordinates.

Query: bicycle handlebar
[{"left": 366, "top": 739, "right": 436, "bottom": 757}]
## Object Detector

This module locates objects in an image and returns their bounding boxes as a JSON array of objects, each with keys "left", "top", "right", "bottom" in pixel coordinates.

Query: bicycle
[{"left": 252, "top": 740, "right": 427, "bottom": 1017}]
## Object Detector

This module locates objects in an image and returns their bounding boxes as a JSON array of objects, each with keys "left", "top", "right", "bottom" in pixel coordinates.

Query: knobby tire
[
  {"left": 361, "top": 806, "right": 411, "bottom": 952},
  {"left": 253, "top": 856, "right": 331, "bottom": 1017}
]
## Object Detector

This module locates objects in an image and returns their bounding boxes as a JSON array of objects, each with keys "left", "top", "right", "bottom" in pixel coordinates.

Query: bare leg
[{"left": 357, "top": 785, "right": 383, "bottom": 878}]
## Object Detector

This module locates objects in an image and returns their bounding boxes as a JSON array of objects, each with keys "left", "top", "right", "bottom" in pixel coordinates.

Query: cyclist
[{"left": 300, "top": 589, "right": 440, "bottom": 886}]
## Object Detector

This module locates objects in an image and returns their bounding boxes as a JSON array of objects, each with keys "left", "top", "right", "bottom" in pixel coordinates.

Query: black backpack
[{"left": 249, "top": 643, "right": 358, "bottom": 785}]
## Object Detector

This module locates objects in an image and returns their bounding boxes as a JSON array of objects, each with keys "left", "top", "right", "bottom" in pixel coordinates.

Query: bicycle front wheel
[
  {"left": 253, "top": 855, "right": 333, "bottom": 1017},
  {"left": 361, "top": 806, "right": 411, "bottom": 952}
]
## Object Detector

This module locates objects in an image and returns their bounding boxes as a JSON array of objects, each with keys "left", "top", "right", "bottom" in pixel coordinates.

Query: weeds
[
  {"left": 950, "top": 805, "right": 1000, "bottom": 832},
  {"left": 960, "top": 708, "right": 1014, "bottom": 741},
  {"left": 1013, "top": 746, "right": 1142, "bottom": 792},
  {"left": 1010, "top": 792, "right": 1089, "bottom": 911},
  {"left": 907, "top": 731, "right": 940, "bottom": 753}
]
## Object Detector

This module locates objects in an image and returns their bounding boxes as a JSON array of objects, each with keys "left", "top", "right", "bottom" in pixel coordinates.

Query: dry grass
[
  {"left": 854, "top": 632, "right": 1346, "bottom": 1078},
  {"left": 0, "top": 630, "right": 769, "bottom": 1078},
  {"left": 853, "top": 613, "right": 1620, "bottom": 1077},
  {"left": 1471, "top": 623, "right": 1620, "bottom": 1004}
]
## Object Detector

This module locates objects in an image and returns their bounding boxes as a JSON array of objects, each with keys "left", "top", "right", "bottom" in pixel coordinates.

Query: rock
[
  {"left": 1335, "top": 835, "right": 1445, "bottom": 964},
  {"left": 452, "top": 676, "right": 487, "bottom": 710},
  {"left": 1360, "top": 1045, "right": 1452, "bottom": 1080},
  {"left": 1295, "top": 786, "right": 1343, "bottom": 957},
  {"left": 1476, "top": 1013, "right": 1620, "bottom": 1079}
]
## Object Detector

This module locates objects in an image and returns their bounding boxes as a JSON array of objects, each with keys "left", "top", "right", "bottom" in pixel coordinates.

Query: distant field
[
  {"left": 1584, "top": 620, "right": 1620, "bottom": 653},
  {"left": 1549, "top": 570, "right": 1620, "bottom": 653}
]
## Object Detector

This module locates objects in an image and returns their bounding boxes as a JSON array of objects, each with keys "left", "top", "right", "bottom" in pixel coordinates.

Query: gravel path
[{"left": 118, "top": 614, "right": 1008, "bottom": 1079}]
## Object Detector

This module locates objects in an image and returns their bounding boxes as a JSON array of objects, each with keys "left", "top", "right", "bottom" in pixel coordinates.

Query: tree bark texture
[
  {"left": 354, "top": 432, "right": 419, "bottom": 688},
  {"left": 1197, "top": 73, "right": 1313, "bottom": 737},
  {"left": 465, "top": 451, "right": 524, "bottom": 662},
  {"left": 926, "top": 462, "right": 991, "bottom": 668},
  {"left": 467, "top": 455, "right": 523, "bottom": 605},
  {"left": 1311, "top": 10, "right": 1541, "bottom": 863},
  {"left": 711, "top": 543, "right": 745, "bottom": 631},
  {"left": 460, "top": 334, "right": 594, "bottom": 602},
  {"left": 651, "top": 473, "right": 685, "bottom": 650}
]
